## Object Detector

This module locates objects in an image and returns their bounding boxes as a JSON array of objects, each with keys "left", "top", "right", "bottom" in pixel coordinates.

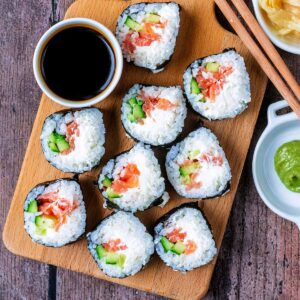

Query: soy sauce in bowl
[{"left": 41, "top": 26, "right": 115, "bottom": 100}]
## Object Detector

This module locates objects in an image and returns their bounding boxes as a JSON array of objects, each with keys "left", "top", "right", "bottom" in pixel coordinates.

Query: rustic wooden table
[{"left": 1, "top": 1, "right": 299, "bottom": 299}]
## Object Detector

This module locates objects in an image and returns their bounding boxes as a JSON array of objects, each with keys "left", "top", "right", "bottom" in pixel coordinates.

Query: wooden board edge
[
  {"left": 2, "top": 0, "right": 269, "bottom": 298},
  {"left": 2, "top": 95, "right": 51, "bottom": 253}
]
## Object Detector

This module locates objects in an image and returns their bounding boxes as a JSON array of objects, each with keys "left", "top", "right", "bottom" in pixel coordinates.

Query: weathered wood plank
[
  {"left": 1, "top": 0, "right": 299, "bottom": 299},
  {"left": 2, "top": 0, "right": 269, "bottom": 298},
  {"left": 0, "top": 1, "right": 55, "bottom": 299},
  {"left": 56, "top": 270, "right": 165, "bottom": 300}
]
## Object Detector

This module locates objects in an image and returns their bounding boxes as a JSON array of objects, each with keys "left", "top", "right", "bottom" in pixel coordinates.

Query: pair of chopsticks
[{"left": 214, "top": 0, "right": 300, "bottom": 116}]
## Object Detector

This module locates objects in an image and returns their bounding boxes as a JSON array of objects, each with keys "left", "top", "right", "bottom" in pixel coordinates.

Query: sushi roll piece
[
  {"left": 121, "top": 84, "right": 187, "bottom": 146},
  {"left": 87, "top": 211, "right": 154, "bottom": 278},
  {"left": 40, "top": 108, "right": 105, "bottom": 173},
  {"left": 154, "top": 202, "right": 217, "bottom": 272},
  {"left": 183, "top": 49, "right": 251, "bottom": 120},
  {"left": 98, "top": 143, "right": 169, "bottom": 212},
  {"left": 116, "top": 2, "right": 181, "bottom": 72},
  {"left": 24, "top": 178, "right": 86, "bottom": 247},
  {"left": 165, "top": 127, "right": 231, "bottom": 199}
]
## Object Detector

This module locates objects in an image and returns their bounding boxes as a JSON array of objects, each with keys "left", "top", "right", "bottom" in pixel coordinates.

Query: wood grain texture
[
  {"left": 0, "top": 1, "right": 53, "bottom": 299},
  {"left": 0, "top": 1, "right": 299, "bottom": 300},
  {"left": 2, "top": 0, "right": 268, "bottom": 298}
]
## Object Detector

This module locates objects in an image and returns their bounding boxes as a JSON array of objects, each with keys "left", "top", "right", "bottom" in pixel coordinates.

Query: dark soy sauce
[{"left": 41, "top": 26, "right": 115, "bottom": 100}]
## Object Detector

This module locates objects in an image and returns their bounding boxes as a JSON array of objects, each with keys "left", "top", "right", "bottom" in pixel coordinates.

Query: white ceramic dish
[
  {"left": 252, "top": 0, "right": 300, "bottom": 55},
  {"left": 253, "top": 100, "right": 300, "bottom": 228},
  {"left": 33, "top": 18, "right": 123, "bottom": 108}
]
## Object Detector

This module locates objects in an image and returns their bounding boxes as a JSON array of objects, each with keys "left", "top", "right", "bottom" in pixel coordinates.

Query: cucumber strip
[
  {"left": 179, "top": 162, "right": 200, "bottom": 176},
  {"left": 56, "top": 139, "right": 70, "bottom": 152},
  {"left": 180, "top": 174, "right": 192, "bottom": 185},
  {"left": 190, "top": 78, "right": 201, "bottom": 95},
  {"left": 27, "top": 199, "right": 38, "bottom": 213},
  {"left": 48, "top": 132, "right": 57, "bottom": 143},
  {"left": 35, "top": 215, "right": 57, "bottom": 230},
  {"left": 128, "top": 97, "right": 138, "bottom": 107},
  {"left": 102, "top": 176, "right": 112, "bottom": 188},
  {"left": 124, "top": 16, "right": 142, "bottom": 31},
  {"left": 205, "top": 62, "right": 220, "bottom": 72},
  {"left": 35, "top": 227, "right": 47, "bottom": 236},
  {"left": 127, "top": 113, "right": 136, "bottom": 123},
  {"left": 105, "top": 253, "right": 119, "bottom": 264},
  {"left": 145, "top": 13, "right": 160, "bottom": 23},
  {"left": 106, "top": 187, "right": 121, "bottom": 199},
  {"left": 48, "top": 141, "right": 59, "bottom": 153},
  {"left": 117, "top": 254, "right": 126, "bottom": 268},
  {"left": 54, "top": 132, "right": 66, "bottom": 141},
  {"left": 96, "top": 245, "right": 108, "bottom": 259},
  {"left": 133, "top": 104, "right": 145, "bottom": 120},
  {"left": 171, "top": 241, "right": 186, "bottom": 255},
  {"left": 160, "top": 236, "right": 174, "bottom": 252},
  {"left": 188, "top": 150, "right": 200, "bottom": 160}
]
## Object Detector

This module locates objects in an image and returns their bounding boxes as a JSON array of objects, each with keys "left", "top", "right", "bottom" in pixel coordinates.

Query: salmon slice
[
  {"left": 186, "top": 173, "right": 202, "bottom": 191},
  {"left": 196, "top": 65, "right": 233, "bottom": 101},
  {"left": 184, "top": 240, "right": 197, "bottom": 254},
  {"left": 111, "top": 180, "right": 129, "bottom": 194},
  {"left": 134, "top": 22, "right": 161, "bottom": 46},
  {"left": 103, "top": 239, "right": 128, "bottom": 252},
  {"left": 166, "top": 227, "right": 187, "bottom": 243},
  {"left": 139, "top": 90, "right": 177, "bottom": 117},
  {"left": 123, "top": 21, "right": 162, "bottom": 53},
  {"left": 179, "top": 159, "right": 202, "bottom": 191},
  {"left": 212, "top": 155, "right": 223, "bottom": 166},
  {"left": 123, "top": 33, "right": 136, "bottom": 54},
  {"left": 156, "top": 98, "right": 177, "bottom": 110},
  {"left": 180, "top": 159, "right": 198, "bottom": 167},
  {"left": 112, "top": 163, "right": 140, "bottom": 194},
  {"left": 67, "top": 121, "right": 80, "bottom": 137},
  {"left": 37, "top": 191, "right": 78, "bottom": 230},
  {"left": 134, "top": 32, "right": 160, "bottom": 46},
  {"left": 61, "top": 121, "right": 80, "bottom": 155},
  {"left": 201, "top": 153, "right": 223, "bottom": 166}
]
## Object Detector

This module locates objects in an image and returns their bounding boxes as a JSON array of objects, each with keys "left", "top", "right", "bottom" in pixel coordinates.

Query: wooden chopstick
[
  {"left": 231, "top": 0, "right": 300, "bottom": 103},
  {"left": 214, "top": 0, "right": 300, "bottom": 116}
]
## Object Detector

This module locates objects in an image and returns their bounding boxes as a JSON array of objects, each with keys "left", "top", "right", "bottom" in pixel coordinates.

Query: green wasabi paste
[{"left": 274, "top": 140, "right": 300, "bottom": 193}]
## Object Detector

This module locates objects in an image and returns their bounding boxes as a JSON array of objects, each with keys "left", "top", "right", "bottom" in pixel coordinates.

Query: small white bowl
[
  {"left": 253, "top": 100, "right": 300, "bottom": 228},
  {"left": 252, "top": 0, "right": 300, "bottom": 55},
  {"left": 33, "top": 18, "right": 123, "bottom": 108}
]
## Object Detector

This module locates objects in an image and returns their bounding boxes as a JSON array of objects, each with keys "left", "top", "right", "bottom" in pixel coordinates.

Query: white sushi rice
[
  {"left": 116, "top": 2, "right": 180, "bottom": 71},
  {"left": 121, "top": 84, "right": 187, "bottom": 146},
  {"left": 87, "top": 211, "right": 154, "bottom": 278},
  {"left": 99, "top": 143, "right": 169, "bottom": 212},
  {"left": 24, "top": 179, "right": 86, "bottom": 247},
  {"left": 183, "top": 50, "right": 251, "bottom": 120},
  {"left": 154, "top": 205, "right": 217, "bottom": 271},
  {"left": 41, "top": 108, "right": 105, "bottom": 173},
  {"left": 166, "top": 127, "right": 231, "bottom": 198}
]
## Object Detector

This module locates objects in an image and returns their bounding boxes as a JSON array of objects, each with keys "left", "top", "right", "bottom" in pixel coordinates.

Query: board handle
[{"left": 267, "top": 100, "right": 297, "bottom": 125}]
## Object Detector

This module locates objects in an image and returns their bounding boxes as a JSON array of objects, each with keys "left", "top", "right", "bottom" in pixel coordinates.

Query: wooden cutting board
[{"left": 3, "top": 0, "right": 268, "bottom": 299}]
